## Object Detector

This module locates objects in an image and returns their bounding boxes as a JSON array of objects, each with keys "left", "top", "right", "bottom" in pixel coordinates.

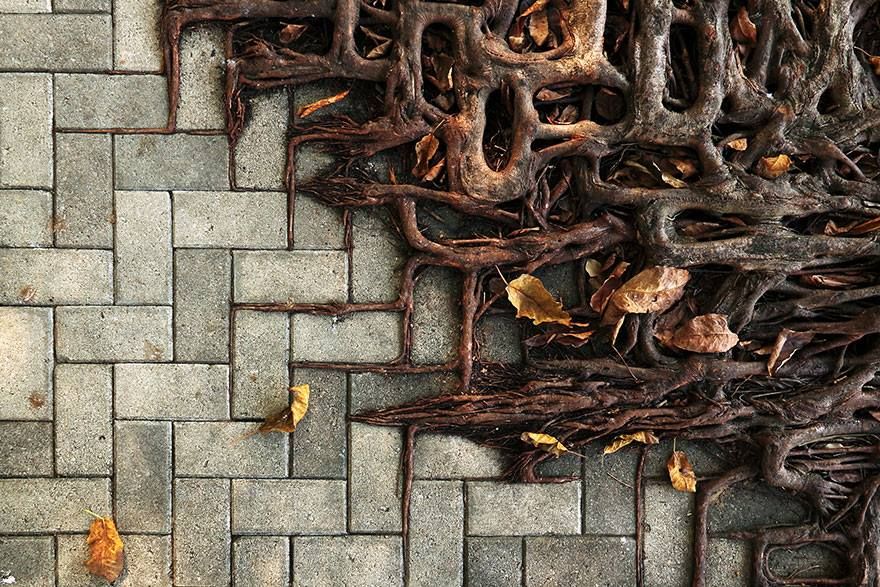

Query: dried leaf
[
  {"left": 259, "top": 384, "right": 310, "bottom": 433},
  {"left": 590, "top": 260, "right": 630, "bottom": 313},
  {"left": 412, "top": 133, "right": 441, "bottom": 179},
  {"left": 521, "top": 431, "right": 568, "bottom": 457},
  {"left": 296, "top": 89, "right": 351, "bottom": 118},
  {"left": 535, "top": 86, "right": 573, "bottom": 101},
  {"left": 584, "top": 258, "right": 602, "bottom": 277},
  {"left": 524, "top": 323, "right": 595, "bottom": 348},
  {"left": 767, "top": 329, "right": 814, "bottom": 375},
  {"left": 520, "top": 0, "right": 551, "bottom": 19},
  {"left": 870, "top": 56, "right": 880, "bottom": 75},
  {"left": 528, "top": 8, "right": 551, "bottom": 46},
  {"left": 728, "top": 137, "right": 748, "bottom": 151},
  {"left": 85, "top": 514, "right": 125, "bottom": 582},
  {"left": 366, "top": 39, "right": 392, "bottom": 59},
  {"left": 731, "top": 7, "right": 757, "bottom": 45},
  {"left": 671, "top": 314, "right": 739, "bottom": 353},
  {"left": 428, "top": 54, "right": 454, "bottom": 92},
  {"left": 845, "top": 216, "right": 880, "bottom": 236},
  {"left": 667, "top": 451, "right": 697, "bottom": 492},
  {"left": 279, "top": 23, "right": 307, "bottom": 45},
  {"left": 506, "top": 274, "right": 572, "bottom": 326},
  {"left": 661, "top": 172, "right": 687, "bottom": 188},
  {"left": 756, "top": 154, "right": 791, "bottom": 179},
  {"left": 548, "top": 104, "right": 579, "bottom": 124},
  {"left": 603, "top": 431, "right": 659, "bottom": 454},
  {"left": 610, "top": 266, "right": 691, "bottom": 314}
]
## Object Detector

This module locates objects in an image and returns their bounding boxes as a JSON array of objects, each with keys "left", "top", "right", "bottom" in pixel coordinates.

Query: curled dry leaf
[
  {"left": 609, "top": 266, "right": 691, "bottom": 314},
  {"left": 259, "top": 384, "right": 310, "bottom": 433},
  {"left": 85, "top": 513, "right": 125, "bottom": 582},
  {"left": 731, "top": 7, "right": 757, "bottom": 45},
  {"left": 296, "top": 89, "right": 351, "bottom": 119},
  {"left": 728, "top": 137, "right": 748, "bottom": 151},
  {"left": 590, "top": 260, "right": 630, "bottom": 314},
  {"left": 661, "top": 172, "right": 687, "bottom": 188},
  {"left": 279, "top": 23, "right": 307, "bottom": 45},
  {"left": 757, "top": 154, "right": 791, "bottom": 179},
  {"left": 671, "top": 313, "right": 739, "bottom": 353},
  {"left": 521, "top": 431, "right": 568, "bottom": 457},
  {"left": 584, "top": 258, "right": 602, "bottom": 277},
  {"left": 603, "top": 430, "right": 659, "bottom": 454},
  {"left": 506, "top": 274, "right": 572, "bottom": 326},
  {"left": 667, "top": 450, "right": 697, "bottom": 493},
  {"left": 412, "top": 133, "right": 446, "bottom": 181},
  {"left": 767, "top": 329, "right": 814, "bottom": 375}
]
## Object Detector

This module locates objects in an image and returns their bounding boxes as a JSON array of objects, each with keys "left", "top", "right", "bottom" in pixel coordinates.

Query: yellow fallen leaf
[
  {"left": 521, "top": 432, "right": 568, "bottom": 457},
  {"left": 667, "top": 450, "right": 697, "bottom": 493},
  {"left": 756, "top": 154, "right": 791, "bottom": 179},
  {"left": 671, "top": 314, "right": 739, "bottom": 353},
  {"left": 85, "top": 513, "right": 125, "bottom": 582},
  {"left": 506, "top": 274, "right": 572, "bottom": 326},
  {"left": 609, "top": 266, "right": 690, "bottom": 315},
  {"left": 259, "top": 384, "right": 310, "bottom": 433},
  {"left": 728, "top": 138, "right": 748, "bottom": 151},
  {"left": 297, "top": 89, "right": 351, "bottom": 118},
  {"left": 603, "top": 431, "right": 659, "bottom": 454}
]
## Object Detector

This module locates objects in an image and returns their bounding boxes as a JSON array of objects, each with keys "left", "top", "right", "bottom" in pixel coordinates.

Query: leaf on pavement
[
  {"left": 609, "top": 266, "right": 690, "bottom": 314},
  {"left": 506, "top": 274, "right": 572, "bottom": 326},
  {"left": 521, "top": 431, "right": 568, "bottom": 457},
  {"left": 297, "top": 89, "right": 351, "bottom": 118},
  {"left": 667, "top": 451, "right": 697, "bottom": 493},
  {"left": 85, "top": 512, "right": 125, "bottom": 583},
  {"left": 671, "top": 313, "right": 739, "bottom": 353},
  {"left": 603, "top": 431, "right": 659, "bottom": 454},
  {"left": 259, "top": 384, "right": 310, "bottom": 433}
]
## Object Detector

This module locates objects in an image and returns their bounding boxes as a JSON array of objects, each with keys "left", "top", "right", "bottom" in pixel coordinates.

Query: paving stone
[
  {"left": 0, "top": 15, "right": 110, "bottom": 71},
  {"left": 233, "top": 536, "right": 290, "bottom": 587},
  {"left": 55, "top": 364, "right": 113, "bottom": 476},
  {"left": 114, "top": 0, "right": 162, "bottom": 71},
  {"left": 349, "top": 423, "right": 403, "bottom": 532},
  {"left": 583, "top": 443, "right": 639, "bottom": 535},
  {"left": 174, "top": 479, "right": 230, "bottom": 587},
  {"left": 116, "top": 191, "right": 173, "bottom": 305},
  {"left": 174, "top": 249, "right": 231, "bottom": 362},
  {"left": 707, "top": 538, "right": 750, "bottom": 587},
  {"left": 412, "top": 266, "right": 461, "bottom": 364},
  {"left": 115, "top": 363, "right": 228, "bottom": 420},
  {"left": 0, "top": 307, "right": 52, "bottom": 420},
  {"left": 0, "top": 190, "right": 52, "bottom": 246},
  {"left": 525, "top": 536, "right": 637, "bottom": 586},
  {"left": 476, "top": 314, "right": 523, "bottom": 363},
  {"left": 290, "top": 368, "right": 347, "bottom": 478},
  {"left": 414, "top": 433, "right": 506, "bottom": 479},
  {"left": 467, "top": 481, "right": 581, "bottom": 536},
  {"left": 291, "top": 312, "right": 403, "bottom": 363},
  {"left": 646, "top": 439, "right": 737, "bottom": 478},
  {"left": 292, "top": 536, "right": 403, "bottom": 587},
  {"left": 0, "top": 537, "right": 55, "bottom": 587},
  {"left": 645, "top": 481, "right": 694, "bottom": 587},
  {"left": 236, "top": 89, "right": 289, "bottom": 190},
  {"left": 115, "top": 421, "right": 172, "bottom": 534},
  {"left": 233, "top": 250, "right": 348, "bottom": 304},
  {"left": 0, "top": 422, "right": 52, "bottom": 476},
  {"left": 55, "top": 306, "right": 172, "bottom": 363},
  {"left": 534, "top": 261, "right": 580, "bottom": 308},
  {"left": 708, "top": 481, "right": 808, "bottom": 533},
  {"left": 232, "top": 479, "right": 346, "bottom": 535},
  {"left": 293, "top": 194, "right": 346, "bottom": 249},
  {"left": 0, "top": 478, "right": 110, "bottom": 533},
  {"left": 115, "top": 135, "right": 229, "bottom": 190},
  {"left": 350, "top": 371, "right": 456, "bottom": 412},
  {"left": 55, "top": 133, "right": 114, "bottom": 248},
  {"left": 768, "top": 543, "right": 845, "bottom": 581},
  {"left": 409, "top": 481, "right": 464, "bottom": 587},
  {"left": 54, "top": 0, "right": 110, "bottom": 12},
  {"left": 174, "top": 421, "right": 288, "bottom": 478},
  {"left": 0, "top": 249, "right": 112, "bottom": 305},
  {"left": 57, "top": 534, "right": 172, "bottom": 587},
  {"left": 292, "top": 142, "right": 335, "bottom": 185},
  {"left": 351, "top": 207, "right": 407, "bottom": 303},
  {"left": 0, "top": 73, "right": 52, "bottom": 188},
  {"left": 232, "top": 310, "right": 290, "bottom": 418},
  {"left": 173, "top": 190, "right": 286, "bottom": 248},
  {"left": 177, "top": 26, "right": 226, "bottom": 130},
  {"left": 55, "top": 75, "right": 168, "bottom": 129},
  {"left": 467, "top": 537, "right": 522, "bottom": 587},
  {"left": 0, "top": 0, "right": 49, "bottom": 12}
]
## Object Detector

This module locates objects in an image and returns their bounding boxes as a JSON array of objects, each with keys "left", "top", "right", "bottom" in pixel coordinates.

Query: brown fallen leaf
[
  {"left": 671, "top": 313, "right": 739, "bottom": 353},
  {"left": 279, "top": 23, "right": 307, "bottom": 45},
  {"left": 590, "top": 260, "right": 630, "bottom": 313},
  {"left": 667, "top": 451, "right": 697, "bottom": 493},
  {"left": 85, "top": 512, "right": 125, "bottom": 583},
  {"left": 730, "top": 7, "right": 757, "bottom": 45},
  {"left": 259, "top": 384, "right": 310, "bottom": 433},
  {"left": 844, "top": 215, "right": 880, "bottom": 236},
  {"left": 412, "top": 133, "right": 441, "bottom": 179},
  {"left": 756, "top": 154, "right": 791, "bottom": 179},
  {"left": 870, "top": 56, "right": 880, "bottom": 75},
  {"left": 767, "top": 329, "right": 814, "bottom": 375},
  {"left": 297, "top": 89, "right": 351, "bottom": 118},
  {"left": 506, "top": 274, "right": 572, "bottom": 326},
  {"left": 728, "top": 137, "right": 748, "bottom": 151},
  {"left": 528, "top": 8, "right": 551, "bottom": 46},
  {"left": 521, "top": 431, "right": 567, "bottom": 457},
  {"left": 661, "top": 172, "right": 687, "bottom": 188},
  {"left": 524, "top": 323, "right": 595, "bottom": 348},
  {"left": 609, "top": 266, "right": 691, "bottom": 315},
  {"left": 603, "top": 431, "right": 659, "bottom": 454}
]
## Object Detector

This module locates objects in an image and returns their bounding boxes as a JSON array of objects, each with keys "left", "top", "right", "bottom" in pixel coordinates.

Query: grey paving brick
[
  {"left": 293, "top": 195, "right": 346, "bottom": 250},
  {"left": 584, "top": 444, "right": 638, "bottom": 535},
  {"left": 351, "top": 208, "right": 407, "bottom": 303},
  {"left": 174, "top": 478, "right": 231, "bottom": 587},
  {"left": 412, "top": 267, "right": 461, "bottom": 364},
  {"left": 292, "top": 536, "right": 403, "bottom": 587},
  {"left": 233, "top": 536, "right": 290, "bottom": 587},
  {"left": 534, "top": 261, "right": 580, "bottom": 308},
  {"left": 0, "top": 0, "right": 49, "bottom": 12},
  {"left": 645, "top": 481, "right": 694, "bottom": 587},
  {"left": 349, "top": 423, "right": 402, "bottom": 532},
  {"left": 55, "top": 75, "right": 168, "bottom": 129},
  {"left": 54, "top": 0, "right": 110, "bottom": 12},
  {"left": 0, "top": 537, "right": 55, "bottom": 587},
  {"left": 0, "top": 249, "right": 112, "bottom": 305},
  {"left": 290, "top": 368, "right": 347, "bottom": 478},
  {"left": 708, "top": 481, "right": 807, "bottom": 533},
  {"left": 414, "top": 433, "right": 505, "bottom": 479},
  {"left": 116, "top": 191, "right": 173, "bottom": 305},
  {"left": 409, "top": 481, "right": 464, "bottom": 587},
  {"left": 0, "top": 15, "right": 111, "bottom": 71},
  {"left": 234, "top": 250, "right": 347, "bottom": 304},
  {"left": 55, "top": 306, "right": 172, "bottom": 363},
  {"left": 115, "top": 421, "right": 171, "bottom": 534},
  {"left": 55, "top": 133, "right": 113, "bottom": 248},
  {"left": 0, "top": 478, "right": 110, "bottom": 533},
  {"left": 350, "top": 371, "right": 456, "bottom": 412},
  {"left": 232, "top": 479, "right": 346, "bottom": 535},
  {"left": 467, "top": 481, "right": 581, "bottom": 536},
  {"left": 769, "top": 543, "right": 844, "bottom": 581},
  {"left": 0, "top": 74, "right": 52, "bottom": 189},
  {"left": 0, "top": 307, "right": 52, "bottom": 420},
  {"left": 525, "top": 536, "right": 637, "bottom": 586},
  {"left": 707, "top": 538, "right": 750, "bottom": 587},
  {"left": 646, "top": 440, "right": 736, "bottom": 478},
  {"left": 467, "top": 537, "right": 522, "bottom": 587},
  {"left": 235, "top": 89, "right": 289, "bottom": 190},
  {"left": 113, "top": 0, "right": 162, "bottom": 71},
  {"left": 291, "top": 312, "right": 403, "bottom": 363},
  {"left": 476, "top": 314, "right": 523, "bottom": 363},
  {"left": 174, "top": 421, "right": 288, "bottom": 478},
  {"left": 115, "top": 135, "right": 229, "bottom": 191},
  {"left": 55, "top": 364, "right": 113, "bottom": 476},
  {"left": 291, "top": 143, "right": 334, "bottom": 185},
  {"left": 177, "top": 26, "right": 225, "bottom": 130},
  {"left": 56, "top": 533, "right": 172, "bottom": 587},
  {"left": 0, "top": 190, "right": 52, "bottom": 246},
  {"left": 173, "top": 191, "right": 286, "bottom": 248},
  {"left": 115, "top": 363, "right": 229, "bottom": 420},
  {"left": 0, "top": 422, "right": 52, "bottom": 476},
  {"left": 232, "top": 310, "right": 290, "bottom": 418},
  {"left": 174, "top": 249, "right": 231, "bottom": 362}
]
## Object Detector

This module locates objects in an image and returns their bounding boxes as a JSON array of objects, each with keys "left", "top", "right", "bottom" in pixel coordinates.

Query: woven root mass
[{"left": 161, "top": 0, "right": 880, "bottom": 583}]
